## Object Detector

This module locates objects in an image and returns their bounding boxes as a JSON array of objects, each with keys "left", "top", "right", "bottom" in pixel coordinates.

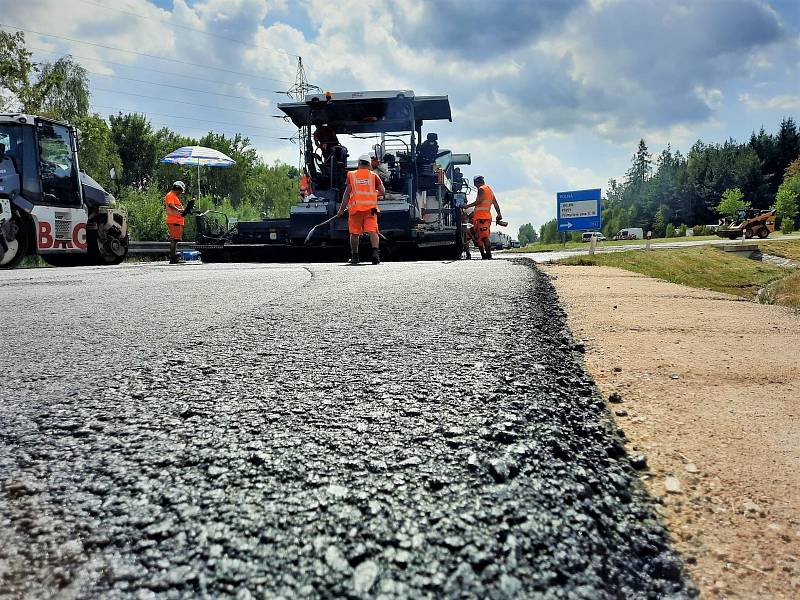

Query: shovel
[
  {"left": 304, "top": 212, "right": 390, "bottom": 245},
  {"left": 304, "top": 214, "right": 340, "bottom": 244}
]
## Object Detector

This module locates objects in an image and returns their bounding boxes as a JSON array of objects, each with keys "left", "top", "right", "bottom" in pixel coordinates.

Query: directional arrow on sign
[{"left": 564, "top": 222, "right": 573, "bottom": 228}]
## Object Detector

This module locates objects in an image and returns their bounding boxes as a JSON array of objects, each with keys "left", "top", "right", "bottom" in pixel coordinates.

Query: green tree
[
  {"left": 665, "top": 223, "right": 675, "bottom": 238},
  {"left": 518, "top": 223, "right": 536, "bottom": 245},
  {"left": 776, "top": 117, "right": 800, "bottom": 182},
  {"left": 0, "top": 31, "right": 36, "bottom": 111},
  {"left": 195, "top": 131, "right": 259, "bottom": 204},
  {"left": 73, "top": 114, "right": 121, "bottom": 189},
  {"left": 652, "top": 206, "right": 666, "bottom": 237},
  {"left": 775, "top": 159, "right": 800, "bottom": 231},
  {"left": 626, "top": 139, "right": 653, "bottom": 188},
  {"left": 152, "top": 126, "right": 198, "bottom": 194},
  {"left": 539, "top": 219, "right": 559, "bottom": 244},
  {"left": 715, "top": 187, "right": 749, "bottom": 218},
  {"left": 0, "top": 32, "right": 90, "bottom": 121},
  {"left": 245, "top": 161, "right": 298, "bottom": 217},
  {"left": 34, "top": 56, "right": 89, "bottom": 121},
  {"left": 109, "top": 113, "right": 159, "bottom": 190}
]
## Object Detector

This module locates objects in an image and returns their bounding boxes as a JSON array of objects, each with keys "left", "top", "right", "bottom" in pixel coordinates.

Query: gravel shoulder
[
  {"left": 1, "top": 260, "right": 694, "bottom": 598},
  {"left": 545, "top": 265, "right": 800, "bottom": 598}
]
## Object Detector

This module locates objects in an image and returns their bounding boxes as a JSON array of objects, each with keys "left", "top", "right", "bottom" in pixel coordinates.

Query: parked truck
[
  {"left": 613, "top": 227, "right": 644, "bottom": 240},
  {"left": 195, "top": 90, "right": 471, "bottom": 261},
  {"left": 0, "top": 114, "right": 128, "bottom": 268}
]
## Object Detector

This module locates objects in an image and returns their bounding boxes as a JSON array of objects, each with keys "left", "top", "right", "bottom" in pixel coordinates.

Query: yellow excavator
[{"left": 715, "top": 208, "right": 776, "bottom": 240}]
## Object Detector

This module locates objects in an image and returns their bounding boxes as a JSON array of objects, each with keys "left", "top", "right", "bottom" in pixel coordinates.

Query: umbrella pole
[{"left": 197, "top": 161, "right": 201, "bottom": 199}]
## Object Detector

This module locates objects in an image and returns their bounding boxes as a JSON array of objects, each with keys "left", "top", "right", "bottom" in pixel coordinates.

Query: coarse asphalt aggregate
[{"left": 0, "top": 259, "right": 696, "bottom": 598}]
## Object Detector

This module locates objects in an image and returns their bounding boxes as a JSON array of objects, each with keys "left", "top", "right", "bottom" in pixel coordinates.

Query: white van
[{"left": 613, "top": 228, "right": 644, "bottom": 240}]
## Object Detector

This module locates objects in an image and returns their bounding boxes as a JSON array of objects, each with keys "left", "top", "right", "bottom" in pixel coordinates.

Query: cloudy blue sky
[{"left": 3, "top": 0, "right": 798, "bottom": 234}]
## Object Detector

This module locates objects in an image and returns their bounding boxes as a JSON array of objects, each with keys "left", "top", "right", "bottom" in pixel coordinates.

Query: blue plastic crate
[{"left": 181, "top": 250, "right": 201, "bottom": 262}]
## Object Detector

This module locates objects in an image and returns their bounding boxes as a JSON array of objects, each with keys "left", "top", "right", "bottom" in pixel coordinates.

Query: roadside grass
[
  {"left": 765, "top": 271, "right": 800, "bottom": 309},
  {"left": 557, "top": 246, "right": 792, "bottom": 299},
  {"left": 511, "top": 231, "right": 800, "bottom": 254},
  {"left": 759, "top": 239, "right": 800, "bottom": 262},
  {"left": 19, "top": 256, "right": 48, "bottom": 268},
  {"left": 511, "top": 235, "right": 719, "bottom": 253}
]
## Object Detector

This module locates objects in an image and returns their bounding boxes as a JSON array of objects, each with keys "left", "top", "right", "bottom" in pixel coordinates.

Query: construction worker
[
  {"left": 461, "top": 207, "right": 474, "bottom": 260},
  {"left": 299, "top": 168, "right": 313, "bottom": 199},
  {"left": 370, "top": 153, "right": 390, "bottom": 183},
  {"left": 462, "top": 175, "right": 502, "bottom": 259},
  {"left": 313, "top": 124, "right": 340, "bottom": 161},
  {"left": 165, "top": 181, "right": 188, "bottom": 264},
  {"left": 336, "top": 154, "right": 385, "bottom": 265}
]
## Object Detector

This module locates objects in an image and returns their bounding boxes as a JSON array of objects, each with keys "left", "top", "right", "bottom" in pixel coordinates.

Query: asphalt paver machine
[
  {"left": 0, "top": 114, "right": 128, "bottom": 268},
  {"left": 195, "top": 90, "right": 471, "bottom": 261}
]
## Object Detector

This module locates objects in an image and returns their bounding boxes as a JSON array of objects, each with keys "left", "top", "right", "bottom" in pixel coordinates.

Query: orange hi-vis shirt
[
  {"left": 474, "top": 184, "right": 495, "bottom": 220},
  {"left": 347, "top": 168, "right": 380, "bottom": 213},
  {"left": 165, "top": 191, "right": 185, "bottom": 226},
  {"left": 300, "top": 174, "right": 312, "bottom": 198}
]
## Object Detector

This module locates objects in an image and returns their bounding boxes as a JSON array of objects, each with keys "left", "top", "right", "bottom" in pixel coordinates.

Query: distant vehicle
[
  {"left": 613, "top": 228, "right": 644, "bottom": 240},
  {"left": 510, "top": 240, "right": 521, "bottom": 248},
  {"left": 715, "top": 209, "right": 776, "bottom": 239},
  {"left": 581, "top": 231, "right": 606, "bottom": 242},
  {"left": 489, "top": 231, "right": 512, "bottom": 250}
]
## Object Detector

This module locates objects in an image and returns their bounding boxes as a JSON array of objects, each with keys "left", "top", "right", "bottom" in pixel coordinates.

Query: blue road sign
[{"left": 557, "top": 188, "right": 602, "bottom": 231}]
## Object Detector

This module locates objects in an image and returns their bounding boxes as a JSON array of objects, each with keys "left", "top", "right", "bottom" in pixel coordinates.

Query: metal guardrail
[{"left": 127, "top": 241, "right": 196, "bottom": 256}]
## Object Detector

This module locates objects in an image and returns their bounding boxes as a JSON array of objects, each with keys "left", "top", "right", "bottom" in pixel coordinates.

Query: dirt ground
[{"left": 545, "top": 265, "right": 800, "bottom": 599}]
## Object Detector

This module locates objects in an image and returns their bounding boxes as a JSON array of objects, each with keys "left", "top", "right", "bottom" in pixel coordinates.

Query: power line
[
  {"left": 87, "top": 70, "right": 274, "bottom": 102},
  {"left": 29, "top": 46, "right": 284, "bottom": 95},
  {"left": 91, "top": 103, "right": 289, "bottom": 134},
  {"left": 109, "top": 115, "right": 288, "bottom": 144},
  {"left": 92, "top": 87, "right": 269, "bottom": 118},
  {"left": 77, "top": 0, "right": 299, "bottom": 59},
  {"left": 0, "top": 23, "right": 293, "bottom": 85}
]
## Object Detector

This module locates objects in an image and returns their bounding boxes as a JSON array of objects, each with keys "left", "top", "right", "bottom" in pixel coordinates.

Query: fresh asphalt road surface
[{"left": 1, "top": 260, "right": 694, "bottom": 598}]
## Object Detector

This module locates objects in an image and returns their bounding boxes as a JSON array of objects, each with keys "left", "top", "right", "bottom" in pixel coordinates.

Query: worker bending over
[
  {"left": 337, "top": 154, "right": 385, "bottom": 265},
  {"left": 370, "top": 153, "right": 390, "bottom": 183},
  {"left": 165, "top": 180, "right": 189, "bottom": 264},
  {"left": 462, "top": 175, "right": 503, "bottom": 259}
]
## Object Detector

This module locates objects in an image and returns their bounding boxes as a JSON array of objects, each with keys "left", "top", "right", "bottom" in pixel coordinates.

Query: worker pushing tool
[
  {"left": 164, "top": 181, "right": 194, "bottom": 264},
  {"left": 462, "top": 175, "right": 503, "bottom": 259},
  {"left": 336, "top": 154, "right": 386, "bottom": 265}
]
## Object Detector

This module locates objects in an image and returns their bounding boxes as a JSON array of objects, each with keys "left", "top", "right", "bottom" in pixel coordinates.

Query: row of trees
[
  {"left": 518, "top": 119, "right": 800, "bottom": 245},
  {"left": 1, "top": 31, "right": 299, "bottom": 240}
]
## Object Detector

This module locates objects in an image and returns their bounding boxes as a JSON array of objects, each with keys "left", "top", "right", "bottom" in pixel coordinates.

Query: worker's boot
[
  {"left": 371, "top": 248, "right": 380, "bottom": 265},
  {"left": 485, "top": 246, "right": 493, "bottom": 260},
  {"left": 479, "top": 245, "right": 487, "bottom": 260},
  {"left": 349, "top": 253, "right": 360, "bottom": 265},
  {"left": 465, "top": 249, "right": 471, "bottom": 260}
]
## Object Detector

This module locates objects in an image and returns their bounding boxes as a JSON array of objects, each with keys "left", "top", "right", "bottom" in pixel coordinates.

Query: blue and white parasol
[{"left": 160, "top": 146, "right": 236, "bottom": 198}]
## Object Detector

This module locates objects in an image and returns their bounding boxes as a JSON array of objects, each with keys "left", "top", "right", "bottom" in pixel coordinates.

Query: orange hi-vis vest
[
  {"left": 165, "top": 190, "right": 185, "bottom": 226},
  {"left": 347, "top": 168, "right": 379, "bottom": 213},
  {"left": 474, "top": 184, "right": 495, "bottom": 220},
  {"left": 300, "top": 174, "right": 312, "bottom": 197}
]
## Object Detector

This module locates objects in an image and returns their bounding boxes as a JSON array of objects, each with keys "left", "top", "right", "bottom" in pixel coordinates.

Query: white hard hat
[
  {"left": 173, "top": 180, "right": 186, "bottom": 191},
  {"left": 358, "top": 154, "right": 370, "bottom": 164}
]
